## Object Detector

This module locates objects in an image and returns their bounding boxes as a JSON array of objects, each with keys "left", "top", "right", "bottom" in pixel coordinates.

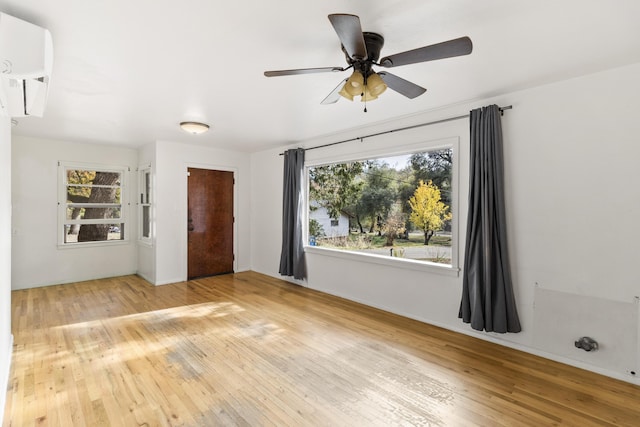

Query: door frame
[{"left": 181, "top": 163, "right": 238, "bottom": 281}]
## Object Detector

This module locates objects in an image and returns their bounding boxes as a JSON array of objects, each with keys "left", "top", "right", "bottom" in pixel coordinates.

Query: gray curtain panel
[
  {"left": 459, "top": 105, "right": 521, "bottom": 333},
  {"left": 279, "top": 148, "right": 306, "bottom": 280}
]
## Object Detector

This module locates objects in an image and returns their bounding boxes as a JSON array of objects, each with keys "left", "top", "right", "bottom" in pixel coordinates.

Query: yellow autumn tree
[{"left": 408, "top": 180, "right": 452, "bottom": 245}]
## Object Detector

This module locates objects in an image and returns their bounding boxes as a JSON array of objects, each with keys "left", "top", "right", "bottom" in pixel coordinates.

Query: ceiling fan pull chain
[{"left": 363, "top": 74, "right": 367, "bottom": 112}]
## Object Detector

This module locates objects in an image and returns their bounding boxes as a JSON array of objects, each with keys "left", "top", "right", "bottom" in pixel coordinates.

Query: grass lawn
[
  {"left": 317, "top": 231, "right": 452, "bottom": 251},
  {"left": 351, "top": 232, "right": 451, "bottom": 248},
  {"left": 316, "top": 232, "right": 452, "bottom": 264}
]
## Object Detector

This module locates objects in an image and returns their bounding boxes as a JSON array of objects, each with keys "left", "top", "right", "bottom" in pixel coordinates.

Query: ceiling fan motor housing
[{"left": 343, "top": 32, "right": 385, "bottom": 77}]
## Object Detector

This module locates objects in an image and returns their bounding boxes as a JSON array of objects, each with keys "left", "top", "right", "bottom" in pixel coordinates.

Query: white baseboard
[
  {"left": 135, "top": 271, "right": 155, "bottom": 284},
  {"left": 0, "top": 334, "right": 13, "bottom": 424},
  {"left": 154, "top": 277, "right": 186, "bottom": 286}
]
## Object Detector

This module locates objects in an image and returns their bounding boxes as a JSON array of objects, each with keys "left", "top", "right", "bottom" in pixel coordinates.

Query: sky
[{"left": 378, "top": 153, "right": 411, "bottom": 170}]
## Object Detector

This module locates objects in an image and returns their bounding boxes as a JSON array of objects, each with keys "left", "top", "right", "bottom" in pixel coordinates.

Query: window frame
[
  {"left": 138, "top": 165, "right": 153, "bottom": 245},
  {"left": 304, "top": 137, "right": 460, "bottom": 276},
  {"left": 57, "top": 161, "right": 130, "bottom": 248}
]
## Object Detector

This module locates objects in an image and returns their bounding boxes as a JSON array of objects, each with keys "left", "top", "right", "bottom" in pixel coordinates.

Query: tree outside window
[
  {"left": 307, "top": 147, "right": 453, "bottom": 265},
  {"left": 60, "top": 162, "right": 128, "bottom": 245},
  {"left": 408, "top": 180, "right": 452, "bottom": 245}
]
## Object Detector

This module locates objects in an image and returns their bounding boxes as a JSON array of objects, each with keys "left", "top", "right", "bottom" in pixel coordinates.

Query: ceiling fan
[{"left": 264, "top": 14, "right": 473, "bottom": 109}]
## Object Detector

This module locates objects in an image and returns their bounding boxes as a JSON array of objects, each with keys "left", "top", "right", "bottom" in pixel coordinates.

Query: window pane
[
  {"left": 67, "top": 187, "right": 121, "bottom": 204},
  {"left": 67, "top": 170, "right": 121, "bottom": 187},
  {"left": 64, "top": 223, "right": 124, "bottom": 243},
  {"left": 308, "top": 149, "right": 453, "bottom": 265},
  {"left": 144, "top": 171, "right": 151, "bottom": 204},
  {"left": 142, "top": 206, "right": 150, "bottom": 238},
  {"left": 66, "top": 207, "right": 121, "bottom": 220},
  {"left": 66, "top": 170, "right": 122, "bottom": 204}
]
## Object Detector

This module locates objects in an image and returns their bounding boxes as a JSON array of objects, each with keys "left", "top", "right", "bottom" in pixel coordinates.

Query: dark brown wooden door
[{"left": 187, "top": 168, "right": 234, "bottom": 279}]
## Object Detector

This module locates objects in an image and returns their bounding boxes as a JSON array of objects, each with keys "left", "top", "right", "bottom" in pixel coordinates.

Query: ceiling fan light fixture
[
  {"left": 180, "top": 121, "right": 209, "bottom": 135},
  {"left": 341, "top": 71, "right": 365, "bottom": 98},
  {"left": 367, "top": 73, "right": 387, "bottom": 97},
  {"left": 344, "top": 83, "right": 362, "bottom": 97},
  {"left": 361, "top": 87, "right": 378, "bottom": 102},
  {"left": 339, "top": 70, "right": 388, "bottom": 102},
  {"left": 338, "top": 85, "right": 355, "bottom": 101},
  {"left": 347, "top": 70, "right": 364, "bottom": 88}
]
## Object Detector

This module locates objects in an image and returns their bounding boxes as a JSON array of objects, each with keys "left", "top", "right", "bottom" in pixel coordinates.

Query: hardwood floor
[{"left": 3, "top": 272, "right": 640, "bottom": 426}]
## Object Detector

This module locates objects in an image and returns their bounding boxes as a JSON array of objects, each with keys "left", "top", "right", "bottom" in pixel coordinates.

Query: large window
[
  {"left": 307, "top": 146, "right": 455, "bottom": 268},
  {"left": 58, "top": 162, "right": 128, "bottom": 246}
]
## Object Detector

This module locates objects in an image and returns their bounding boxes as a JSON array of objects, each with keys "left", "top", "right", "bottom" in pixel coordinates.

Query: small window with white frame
[
  {"left": 138, "top": 165, "right": 152, "bottom": 243},
  {"left": 58, "top": 161, "right": 129, "bottom": 245}
]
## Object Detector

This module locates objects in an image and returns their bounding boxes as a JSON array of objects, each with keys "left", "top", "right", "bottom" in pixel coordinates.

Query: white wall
[
  {"left": 0, "top": 117, "right": 13, "bottom": 423},
  {"left": 153, "top": 140, "right": 251, "bottom": 285},
  {"left": 11, "top": 136, "right": 139, "bottom": 289},
  {"left": 10, "top": 136, "right": 252, "bottom": 288},
  {"left": 251, "top": 62, "right": 640, "bottom": 384}
]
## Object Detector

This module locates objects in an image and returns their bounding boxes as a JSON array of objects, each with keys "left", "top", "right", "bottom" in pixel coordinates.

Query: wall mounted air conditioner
[{"left": 0, "top": 12, "right": 53, "bottom": 117}]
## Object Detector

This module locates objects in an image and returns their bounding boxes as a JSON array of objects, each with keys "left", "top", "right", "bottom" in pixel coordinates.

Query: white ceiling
[{"left": 5, "top": 1, "right": 640, "bottom": 152}]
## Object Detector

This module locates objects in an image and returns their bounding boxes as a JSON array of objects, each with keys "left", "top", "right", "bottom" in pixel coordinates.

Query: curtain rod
[{"left": 279, "top": 105, "right": 513, "bottom": 156}]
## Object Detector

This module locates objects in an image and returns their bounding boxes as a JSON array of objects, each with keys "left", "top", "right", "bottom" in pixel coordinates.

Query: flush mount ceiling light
[{"left": 180, "top": 121, "right": 209, "bottom": 135}]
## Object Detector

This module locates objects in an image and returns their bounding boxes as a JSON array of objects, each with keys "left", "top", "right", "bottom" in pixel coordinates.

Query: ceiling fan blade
[
  {"left": 328, "top": 14, "right": 367, "bottom": 60},
  {"left": 379, "top": 36, "right": 472, "bottom": 68},
  {"left": 321, "top": 78, "right": 349, "bottom": 104},
  {"left": 264, "top": 67, "right": 345, "bottom": 77},
  {"left": 378, "top": 72, "right": 426, "bottom": 99}
]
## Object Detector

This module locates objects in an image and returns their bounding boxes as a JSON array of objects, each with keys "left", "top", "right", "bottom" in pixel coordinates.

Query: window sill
[
  {"left": 58, "top": 239, "right": 130, "bottom": 249},
  {"left": 304, "top": 245, "right": 460, "bottom": 277}
]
